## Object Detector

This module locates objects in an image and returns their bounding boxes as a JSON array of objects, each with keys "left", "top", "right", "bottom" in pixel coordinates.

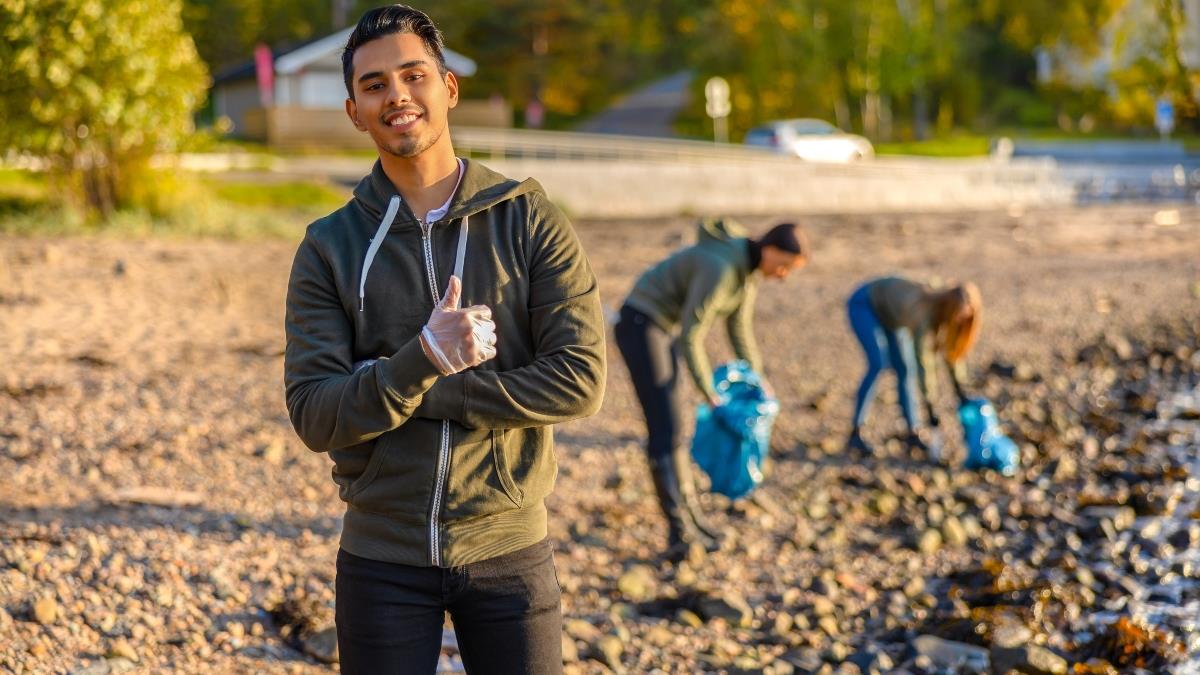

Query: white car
[{"left": 743, "top": 118, "right": 874, "bottom": 162}]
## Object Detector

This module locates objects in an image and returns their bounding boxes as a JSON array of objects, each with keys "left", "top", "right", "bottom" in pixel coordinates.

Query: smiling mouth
[{"left": 383, "top": 110, "right": 422, "bottom": 128}]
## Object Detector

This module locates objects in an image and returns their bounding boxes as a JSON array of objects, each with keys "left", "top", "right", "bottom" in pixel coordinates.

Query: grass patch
[
  {"left": 202, "top": 178, "right": 348, "bottom": 211},
  {"left": 875, "top": 135, "right": 992, "bottom": 157},
  {"left": 0, "top": 171, "right": 347, "bottom": 240},
  {"left": 0, "top": 169, "right": 50, "bottom": 215}
]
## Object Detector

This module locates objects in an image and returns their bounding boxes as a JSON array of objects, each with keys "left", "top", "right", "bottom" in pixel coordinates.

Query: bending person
[
  {"left": 615, "top": 218, "right": 808, "bottom": 562},
  {"left": 845, "top": 276, "right": 981, "bottom": 456}
]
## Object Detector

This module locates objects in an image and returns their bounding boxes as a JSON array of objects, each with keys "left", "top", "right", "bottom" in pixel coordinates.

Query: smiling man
[{"left": 282, "top": 5, "right": 606, "bottom": 672}]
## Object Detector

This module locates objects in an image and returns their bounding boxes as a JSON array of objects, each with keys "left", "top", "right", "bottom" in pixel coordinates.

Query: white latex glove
[{"left": 419, "top": 276, "right": 497, "bottom": 375}]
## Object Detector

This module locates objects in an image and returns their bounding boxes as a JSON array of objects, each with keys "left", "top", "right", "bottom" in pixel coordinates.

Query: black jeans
[
  {"left": 335, "top": 539, "right": 563, "bottom": 674},
  {"left": 613, "top": 304, "right": 681, "bottom": 464}
]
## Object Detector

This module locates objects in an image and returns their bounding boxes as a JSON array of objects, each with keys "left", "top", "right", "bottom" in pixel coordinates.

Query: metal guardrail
[{"left": 450, "top": 126, "right": 1062, "bottom": 184}]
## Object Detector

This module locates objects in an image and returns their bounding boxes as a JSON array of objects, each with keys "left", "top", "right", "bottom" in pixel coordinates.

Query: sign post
[
  {"left": 1156, "top": 97, "right": 1175, "bottom": 140},
  {"left": 705, "top": 76, "right": 731, "bottom": 144}
]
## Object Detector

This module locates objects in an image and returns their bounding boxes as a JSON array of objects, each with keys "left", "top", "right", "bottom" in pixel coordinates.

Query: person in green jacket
[
  {"left": 283, "top": 6, "right": 605, "bottom": 671},
  {"left": 615, "top": 218, "right": 808, "bottom": 562},
  {"left": 845, "top": 276, "right": 982, "bottom": 456}
]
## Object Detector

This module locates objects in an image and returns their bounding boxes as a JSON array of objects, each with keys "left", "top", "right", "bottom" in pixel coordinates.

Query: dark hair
[
  {"left": 342, "top": 5, "right": 448, "bottom": 99},
  {"left": 758, "top": 222, "right": 809, "bottom": 258}
]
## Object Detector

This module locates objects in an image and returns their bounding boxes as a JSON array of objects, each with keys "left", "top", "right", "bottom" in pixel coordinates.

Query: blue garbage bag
[
  {"left": 690, "top": 361, "right": 780, "bottom": 499},
  {"left": 959, "top": 397, "right": 1019, "bottom": 476}
]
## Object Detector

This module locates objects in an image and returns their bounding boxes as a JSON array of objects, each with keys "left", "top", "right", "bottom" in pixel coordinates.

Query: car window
[
  {"left": 789, "top": 120, "right": 836, "bottom": 135},
  {"left": 744, "top": 128, "right": 777, "bottom": 146}
]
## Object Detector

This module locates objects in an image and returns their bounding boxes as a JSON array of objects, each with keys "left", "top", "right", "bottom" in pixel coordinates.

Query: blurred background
[
  {"left": 1, "top": 2, "right": 1200, "bottom": 674},
  {"left": 6, "top": 0, "right": 1200, "bottom": 224}
]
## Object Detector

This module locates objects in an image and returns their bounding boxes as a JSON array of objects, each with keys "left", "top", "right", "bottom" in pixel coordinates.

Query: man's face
[
  {"left": 345, "top": 33, "right": 458, "bottom": 159},
  {"left": 759, "top": 246, "right": 806, "bottom": 280}
]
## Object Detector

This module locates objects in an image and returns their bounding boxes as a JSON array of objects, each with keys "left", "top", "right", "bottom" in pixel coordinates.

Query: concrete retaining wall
[{"left": 480, "top": 157, "right": 1075, "bottom": 218}]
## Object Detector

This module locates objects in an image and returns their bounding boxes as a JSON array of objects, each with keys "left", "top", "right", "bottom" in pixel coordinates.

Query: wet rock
[{"left": 989, "top": 644, "right": 1066, "bottom": 674}]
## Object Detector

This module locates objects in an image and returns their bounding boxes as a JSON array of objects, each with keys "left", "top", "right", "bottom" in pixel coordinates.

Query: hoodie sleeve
[
  {"left": 679, "top": 262, "right": 738, "bottom": 402},
  {"left": 284, "top": 232, "right": 441, "bottom": 451},
  {"left": 416, "top": 192, "right": 606, "bottom": 429},
  {"left": 725, "top": 279, "right": 762, "bottom": 374}
]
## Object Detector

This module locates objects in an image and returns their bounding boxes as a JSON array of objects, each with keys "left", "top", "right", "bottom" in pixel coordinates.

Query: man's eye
[
  {"left": 407, "top": 74, "right": 424, "bottom": 82},
  {"left": 366, "top": 83, "right": 383, "bottom": 91}
]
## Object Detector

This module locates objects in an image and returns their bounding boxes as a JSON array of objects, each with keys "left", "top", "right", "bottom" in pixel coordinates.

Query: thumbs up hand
[{"left": 420, "top": 276, "right": 498, "bottom": 375}]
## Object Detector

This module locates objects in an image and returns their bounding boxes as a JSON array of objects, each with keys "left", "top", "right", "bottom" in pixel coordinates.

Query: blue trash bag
[
  {"left": 690, "top": 361, "right": 780, "bottom": 499},
  {"left": 958, "top": 397, "right": 1019, "bottom": 476}
]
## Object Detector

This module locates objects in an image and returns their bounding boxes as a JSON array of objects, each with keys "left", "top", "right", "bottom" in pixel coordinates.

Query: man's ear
[
  {"left": 345, "top": 97, "right": 366, "bottom": 131},
  {"left": 445, "top": 71, "right": 459, "bottom": 109}
]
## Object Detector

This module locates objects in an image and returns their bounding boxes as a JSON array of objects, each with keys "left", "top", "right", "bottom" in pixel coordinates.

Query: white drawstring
[{"left": 359, "top": 196, "right": 401, "bottom": 312}]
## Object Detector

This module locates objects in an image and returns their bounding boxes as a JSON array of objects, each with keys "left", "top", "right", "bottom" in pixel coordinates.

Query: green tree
[{"left": 0, "top": 0, "right": 209, "bottom": 217}]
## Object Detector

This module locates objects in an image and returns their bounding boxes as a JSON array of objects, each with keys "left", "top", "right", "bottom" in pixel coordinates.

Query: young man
[
  {"left": 614, "top": 219, "right": 807, "bottom": 562},
  {"left": 283, "top": 6, "right": 606, "bottom": 672}
]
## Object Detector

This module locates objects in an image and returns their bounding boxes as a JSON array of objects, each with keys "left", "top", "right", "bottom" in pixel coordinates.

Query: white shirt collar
[{"left": 422, "top": 158, "right": 466, "bottom": 225}]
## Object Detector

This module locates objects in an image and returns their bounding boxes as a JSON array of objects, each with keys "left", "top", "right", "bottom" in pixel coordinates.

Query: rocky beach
[{"left": 2, "top": 203, "right": 1199, "bottom": 674}]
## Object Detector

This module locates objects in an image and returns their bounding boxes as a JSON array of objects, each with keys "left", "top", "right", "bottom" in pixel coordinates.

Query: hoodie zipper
[{"left": 419, "top": 219, "right": 452, "bottom": 567}]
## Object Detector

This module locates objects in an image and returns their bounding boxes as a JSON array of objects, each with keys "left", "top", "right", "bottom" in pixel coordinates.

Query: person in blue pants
[{"left": 845, "top": 276, "right": 982, "bottom": 456}]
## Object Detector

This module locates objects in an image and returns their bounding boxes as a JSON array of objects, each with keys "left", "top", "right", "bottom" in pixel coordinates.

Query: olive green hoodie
[
  {"left": 284, "top": 159, "right": 606, "bottom": 567},
  {"left": 623, "top": 217, "right": 761, "bottom": 400}
]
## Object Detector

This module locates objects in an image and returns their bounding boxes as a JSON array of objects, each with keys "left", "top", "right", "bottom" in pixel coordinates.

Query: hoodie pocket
[
  {"left": 329, "top": 439, "right": 379, "bottom": 502},
  {"left": 492, "top": 430, "right": 524, "bottom": 507},
  {"left": 444, "top": 428, "right": 522, "bottom": 519},
  {"left": 344, "top": 438, "right": 388, "bottom": 502}
]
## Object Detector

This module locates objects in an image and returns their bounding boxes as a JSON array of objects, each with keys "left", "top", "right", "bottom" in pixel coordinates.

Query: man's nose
[{"left": 386, "top": 80, "right": 412, "bottom": 107}]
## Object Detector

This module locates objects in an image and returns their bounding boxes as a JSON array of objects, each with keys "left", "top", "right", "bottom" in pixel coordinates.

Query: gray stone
[
  {"left": 301, "top": 626, "right": 339, "bottom": 664},
  {"left": 694, "top": 592, "right": 752, "bottom": 627},
  {"left": 911, "top": 635, "right": 989, "bottom": 672},
  {"left": 989, "top": 644, "right": 1067, "bottom": 675}
]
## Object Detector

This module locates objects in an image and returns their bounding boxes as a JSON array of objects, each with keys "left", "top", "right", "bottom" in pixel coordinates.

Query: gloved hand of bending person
[{"left": 420, "top": 276, "right": 498, "bottom": 375}]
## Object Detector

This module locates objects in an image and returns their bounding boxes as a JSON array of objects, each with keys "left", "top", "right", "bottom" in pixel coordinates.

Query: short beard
[{"left": 380, "top": 123, "right": 445, "bottom": 159}]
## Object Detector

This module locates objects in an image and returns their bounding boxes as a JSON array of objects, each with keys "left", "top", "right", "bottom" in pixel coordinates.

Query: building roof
[{"left": 213, "top": 27, "right": 477, "bottom": 84}]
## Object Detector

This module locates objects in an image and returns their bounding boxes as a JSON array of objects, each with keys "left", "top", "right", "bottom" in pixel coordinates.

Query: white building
[{"left": 211, "top": 27, "right": 508, "bottom": 147}]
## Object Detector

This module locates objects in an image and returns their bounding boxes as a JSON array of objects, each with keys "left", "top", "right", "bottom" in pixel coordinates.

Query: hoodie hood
[
  {"left": 352, "top": 158, "right": 544, "bottom": 226},
  {"left": 696, "top": 216, "right": 749, "bottom": 247}
]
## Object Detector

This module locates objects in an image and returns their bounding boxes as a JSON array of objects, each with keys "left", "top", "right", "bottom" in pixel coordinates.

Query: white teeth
[{"left": 388, "top": 113, "right": 419, "bottom": 126}]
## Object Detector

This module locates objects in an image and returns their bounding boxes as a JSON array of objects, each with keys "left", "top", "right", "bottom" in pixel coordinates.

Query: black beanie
[{"left": 757, "top": 223, "right": 807, "bottom": 256}]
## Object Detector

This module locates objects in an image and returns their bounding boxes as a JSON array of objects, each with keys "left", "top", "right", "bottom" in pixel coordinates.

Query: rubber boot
[
  {"left": 649, "top": 455, "right": 710, "bottom": 563},
  {"left": 672, "top": 445, "right": 723, "bottom": 550}
]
